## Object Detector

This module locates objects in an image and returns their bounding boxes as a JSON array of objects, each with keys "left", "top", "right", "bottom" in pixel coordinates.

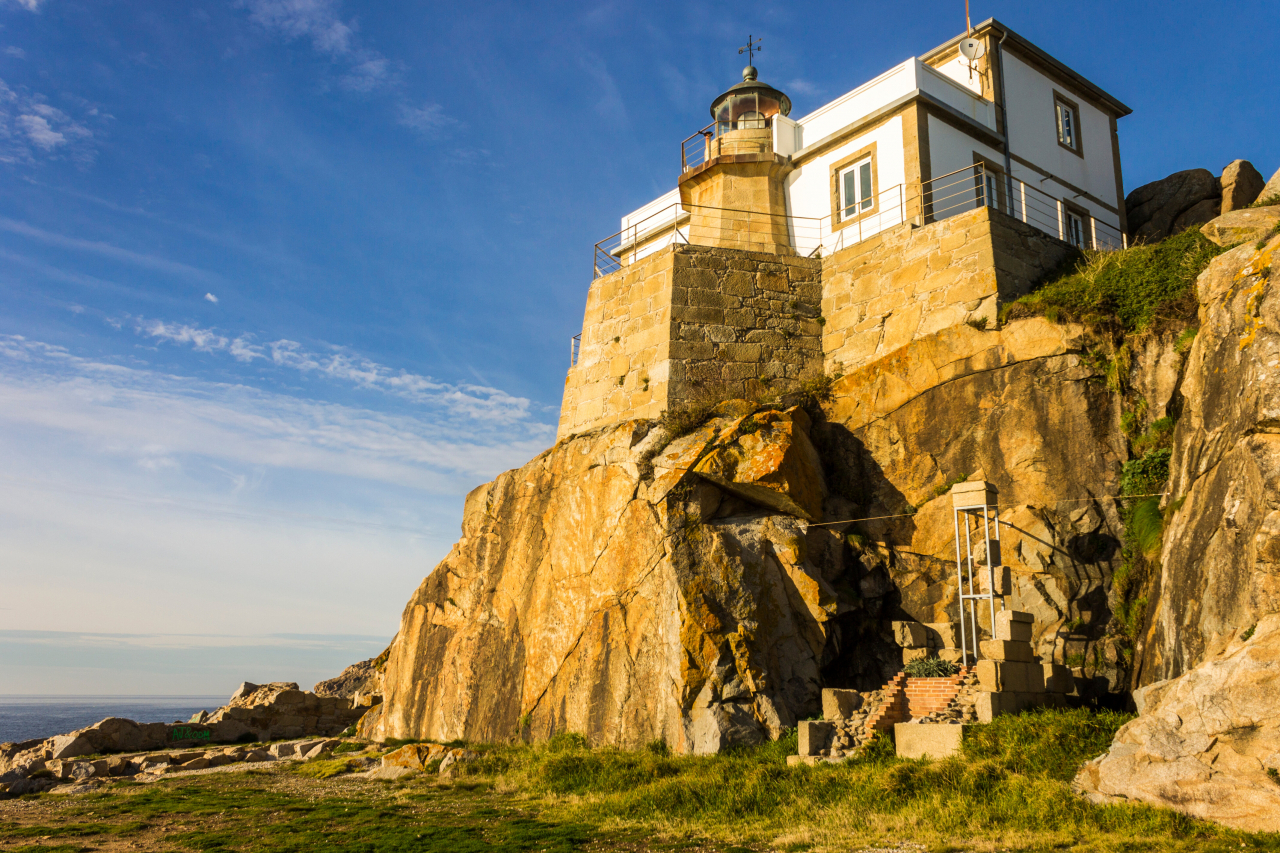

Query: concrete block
[
  {"left": 975, "top": 691, "right": 1020, "bottom": 723},
  {"left": 950, "top": 480, "right": 997, "bottom": 509},
  {"left": 994, "top": 614, "right": 1033, "bottom": 642},
  {"left": 892, "top": 621, "right": 927, "bottom": 648},
  {"left": 894, "top": 723, "right": 969, "bottom": 759},
  {"left": 924, "top": 622, "right": 959, "bottom": 649},
  {"left": 1021, "top": 662, "right": 1046, "bottom": 693},
  {"left": 979, "top": 639, "right": 1034, "bottom": 662},
  {"left": 976, "top": 659, "right": 1028, "bottom": 692},
  {"left": 822, "top": 689, "right": 864, "bottom": 722},
  {"left": 798, "top": 720, "right": 833, "bottom": 756},
  {"left": 1043, "top": 663, "right": 1074, "bottom": 693}
]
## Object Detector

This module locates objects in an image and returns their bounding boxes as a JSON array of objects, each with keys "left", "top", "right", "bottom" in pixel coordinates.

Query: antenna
[
  {"left": 958, "top": 38, "right": 986, "bottom": 61},
  {"left": 965, "top": 0, "right": 972, "bottom": 34}
]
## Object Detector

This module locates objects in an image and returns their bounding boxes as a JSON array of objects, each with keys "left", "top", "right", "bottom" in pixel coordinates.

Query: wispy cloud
[
  {"left": 2, "top": 0, "right": 42, "bottom": 11},
  {"left": 239, "top": 0, "right": 393, "bottom": 92},
  {"left": 397, "top": 102, "right": 460, "bottom": 138},
  {"left": 4, "top": 47, "right": 26, "bottom": 59},
  {"left": 0, "top": 333, "right": 553, "bottom": 489},
  {"left": 787, "top": 78, "right": 822, "bottom": 99},
  {"left": 0, "top": 217, "right": 217, "bottom": 283},
  {"left": 0, "top": 80, "right": 99, "bottom": 165},
  {"left": 204, "top": 293, "right": 219, "bottom": 304},
  {"left": 137, "top": 319, "right": 538, "bottom": 423},
  {"left": 579, "top": 52, "right": 629, "bottom": 126}
]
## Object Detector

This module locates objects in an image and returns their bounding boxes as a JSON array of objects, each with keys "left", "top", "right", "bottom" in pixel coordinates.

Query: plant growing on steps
[{"left": 903, "top": 657, "right": 960, "bottom": 678}]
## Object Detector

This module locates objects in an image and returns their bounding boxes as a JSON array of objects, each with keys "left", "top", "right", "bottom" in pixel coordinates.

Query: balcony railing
[
  {"left": 923, "top": 164, "right": 1125, "bottom": 252},
  {"left": 680, "top": 118, "right": 774, "bottom": 173},
  {"left": 591, "top": 165, "right": 1124, "bottom": 279},
  {"left": 593, "top": 201, "right": 827, "bottom": 279}
]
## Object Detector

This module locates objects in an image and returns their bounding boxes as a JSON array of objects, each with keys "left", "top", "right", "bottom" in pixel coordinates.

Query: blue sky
[{"left": 0, "top": 0, "right": 1275, "bottom": 696}]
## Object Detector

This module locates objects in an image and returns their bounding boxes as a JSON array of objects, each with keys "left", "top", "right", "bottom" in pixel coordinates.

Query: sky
[{"left": 0, "top": 0, "right": 1275, "bottom": 697}]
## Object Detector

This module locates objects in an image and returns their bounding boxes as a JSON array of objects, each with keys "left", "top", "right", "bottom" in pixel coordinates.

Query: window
[
  {"left": 1054, "top": 93, "right": 1082, "bottom": 155},
  {"left": 980, "top": 170, "right": 1000, "bottom": 210},
  {"left": 1065, "top": 208, "right": 1086, "bottom": 248},
  {"left": 840, "top": 158, "right": 874, "bottom": 219}
]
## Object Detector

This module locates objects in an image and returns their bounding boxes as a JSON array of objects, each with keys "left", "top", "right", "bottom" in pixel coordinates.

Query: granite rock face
[
  {"left": 817, "top": 318, "right": 1130, "bottom": 690},
  {"left": 1076, "top": 615, "right": 1280, "bottom": 833},
  {"left": 364, "top": 407, "right": 845, "bottom": 753},
  {"left": 1200, "top": 206, "right": 1280, "bottom": 247},
  {"left": 1126, "top": 168, "right": 1220, "bottom": 243},
  {"left": 1136, "top": 233, "right": 1280, "bottom": 684},
  {"left": 1220, "top": 159, "right": 1266, "bottom": 213}
]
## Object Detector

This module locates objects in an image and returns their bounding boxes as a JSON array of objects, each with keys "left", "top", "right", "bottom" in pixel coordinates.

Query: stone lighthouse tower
[{"left": 678, "top": 64, "right": 795, "bottom": 254}]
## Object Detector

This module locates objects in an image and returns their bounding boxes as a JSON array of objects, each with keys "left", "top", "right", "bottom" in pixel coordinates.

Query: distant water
[{"left": 0, "top": 696, "right": 228, "bottom": 744}]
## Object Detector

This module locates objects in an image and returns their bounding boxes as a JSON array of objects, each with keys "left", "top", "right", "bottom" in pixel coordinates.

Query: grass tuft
[
  {"left": 903, "top": 657, "right": 960, "bottom": 678},
  {"left": 1003, "top": 229, "right": 1224, "bottom": 333}
]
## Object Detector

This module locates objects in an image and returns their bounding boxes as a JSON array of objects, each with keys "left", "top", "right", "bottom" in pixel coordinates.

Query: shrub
[
  {"left": 1004, "top": 229, "right": 1224, "bottom": 333},
  {"left": 1129, "top": 496, "right": 1164, "bottom": 559},
  {"left": 903, "top": 657, "right": 960, "bottom": 677},
  {"left": 1121, "top": 448, "right": 1171, "bottom": 496}
]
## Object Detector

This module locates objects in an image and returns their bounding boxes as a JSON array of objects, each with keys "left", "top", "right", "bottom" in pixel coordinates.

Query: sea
[{"left": 0, "top": 696, "right": 228, "bottom": 745}]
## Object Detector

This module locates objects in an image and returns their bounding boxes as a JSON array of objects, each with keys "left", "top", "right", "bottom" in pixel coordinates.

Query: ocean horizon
[{"left": 0, "top": 695, "right": 229, "bottom": 745}]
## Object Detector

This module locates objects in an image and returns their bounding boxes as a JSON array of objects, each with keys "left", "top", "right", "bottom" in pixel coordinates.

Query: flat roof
[{"left": 923, "top": 18, "right": 1132, "bottom": 117}]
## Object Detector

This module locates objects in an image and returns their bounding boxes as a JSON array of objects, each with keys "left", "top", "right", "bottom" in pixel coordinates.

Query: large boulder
[
  {"left": 205, "top": 682, "right": 365, "bottom": 741},
  {"left": 364, "top": 411, "right": 845, "bottom": 753},
  {"left": 314, "top": 658, "right": 383, "bottom": 704},
  {"left": 1259, "top": 166, "right": 1280, "bottom": 204},
  {"left": 1220, "top": 159, "right": 1266, "bottom": 213},
  {"left": 1200, "top": 206, "right": 1280, "bottom": 247},
  {"left": 1125, "top": 168, "right": 1220, "bottom": 243},
  {"left": 1137, "top": 232, "right": 1280, "bottom": 683},
  {"left": 692, "top": 407, "right": 826, "bottom": 520},
  {"left": 1076, "top": 614, "right": 1280, "bottom": 832}
]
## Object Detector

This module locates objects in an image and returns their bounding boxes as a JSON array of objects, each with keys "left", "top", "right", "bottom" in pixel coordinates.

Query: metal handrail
[
  {"left": 593, "top": 201, "right": 828, "bottom": 278},
  {"left": 680, "top": 118, "right": 774, "bottom": 173},
  {"left": 920, "top": 164, "right": 1125, "bottom": 251},
  {"left": 591, "top": 164, "right": 1125, "bottom": 279},
  {"left": 569, "top": 334, "right": 581, "bottom": 368}
]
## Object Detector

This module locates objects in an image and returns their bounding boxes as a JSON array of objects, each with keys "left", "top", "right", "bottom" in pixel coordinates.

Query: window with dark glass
[
  {"left": 1055, "top": 99, "right": 1079, "bottom": 151},
  {"left": 840, "top": 158, "right": 874, "bottom": 218}
]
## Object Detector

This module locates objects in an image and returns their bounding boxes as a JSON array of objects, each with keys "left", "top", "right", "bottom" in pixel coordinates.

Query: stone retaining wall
[{"left": 821, "top": 206, "right": 1074, "bottom": 374}]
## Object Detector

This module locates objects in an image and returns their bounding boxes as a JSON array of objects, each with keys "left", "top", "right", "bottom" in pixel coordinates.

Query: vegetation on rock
[{"left": 1002, "top": 228, "right": 1224, "bottom": 333}]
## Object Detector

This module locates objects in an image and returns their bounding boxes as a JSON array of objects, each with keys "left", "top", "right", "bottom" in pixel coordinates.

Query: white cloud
[
  {"left": 204, "top": 292, "right": 219, "bottom": 303},
  {"left": 787, "top": 78, "right": 822, "bottom": 98},
  {"left": 0, "top": 333, "right": 553, "bottom": 485},
  {"left": 18, "top": 113, "right": 65, "bottom": 150},
  {"left": 239, "top": 0, "right": 394, "bottom": 92},
  {"left": 243, "top": 0, "right": 355, "bottom": 55},
  {"left": 138, "top": 320, "right": 540, "bottom": 423},
  {"left": 397, "top": 102, "right": 460, "bottom": 137},
  {"left": 4, "top": 47, "right": 26, "bottom": 59},
  {"left": 0, "top": 80, "right": 99, "bottom": 165},
  {"left": 2, "top": 0, "right": 42, "bottom": 11}
]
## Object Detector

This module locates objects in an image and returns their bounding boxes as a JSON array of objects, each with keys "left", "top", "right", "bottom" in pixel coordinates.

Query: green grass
[
  {"left": 1003, "top": 229, "right": 1225, "bottom": 333},
  {"left": 7, "top": 711, "right": 1280, "bottom": 852}
]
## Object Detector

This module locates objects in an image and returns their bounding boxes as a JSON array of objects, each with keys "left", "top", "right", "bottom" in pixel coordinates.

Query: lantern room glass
[{"left": 713, "top": 91, "right": 785, "bottom": 134}]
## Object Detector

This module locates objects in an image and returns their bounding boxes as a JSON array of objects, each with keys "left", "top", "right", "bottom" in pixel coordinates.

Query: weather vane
[{"left": 738, "top": 35, "right": 762, "bottom": 65}]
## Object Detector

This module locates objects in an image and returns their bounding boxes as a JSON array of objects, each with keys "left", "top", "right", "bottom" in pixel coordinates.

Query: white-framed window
[
  {"left": 1055, "top": 98, "right": 1079, "bottom": 152},
  {"left": 1065, "top": 209, "right": 1086, "bottom": 248},
  {"left": 840, "top": 157, "right": 874, "bottom": 219}
]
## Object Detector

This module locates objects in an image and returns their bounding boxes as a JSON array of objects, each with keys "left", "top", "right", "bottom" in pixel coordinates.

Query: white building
[{"left": 596, "top": 18, "right": 1130, "bottom": 273}]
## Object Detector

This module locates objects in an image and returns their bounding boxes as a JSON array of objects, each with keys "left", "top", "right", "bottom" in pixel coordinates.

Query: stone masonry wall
[
  {"left": 558, "top": 247, "right": 673, "bottom": 439},
  {"left": 667, "top": 245, "right": 822, "bottom": 408},
  {"left": 558, "top": 245, "right": 823, "bottom": 439},
  {"left": 821, "top": 206, "right": 1074, "bottom": 374}
]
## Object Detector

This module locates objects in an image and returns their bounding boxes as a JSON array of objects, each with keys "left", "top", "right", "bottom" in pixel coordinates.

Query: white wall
[
  {"left": 930, "top": 53, "right": 985, "bottom": 96},
  {"left": 793, "top": 60, "right": 917, "bottom": 145},
  {"left": 1000, "top": 50, "right": 1120, "bottom": 213},
  {"left": 785, "top": 115, "right": 907, "bottom": 252}
]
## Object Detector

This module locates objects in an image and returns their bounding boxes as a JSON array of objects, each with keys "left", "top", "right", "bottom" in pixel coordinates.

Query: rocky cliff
[
  {"left": 369, "top": 180, "right": 1280, "bottom": 772},
  {"left": 365, "top": 315, "right": 1141, "bottom": 750}
]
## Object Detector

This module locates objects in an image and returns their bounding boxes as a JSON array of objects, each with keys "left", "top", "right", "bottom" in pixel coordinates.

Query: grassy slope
[{"left": 6, "top": 710, "right": 1280, "bottom": 852}]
